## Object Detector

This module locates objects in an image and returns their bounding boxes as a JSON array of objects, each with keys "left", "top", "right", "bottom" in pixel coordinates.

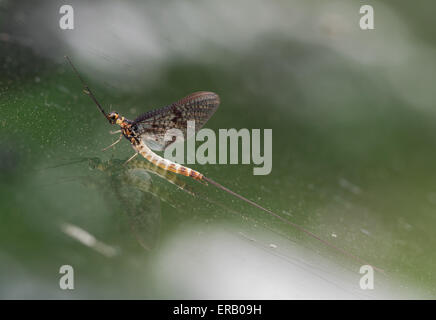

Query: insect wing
[{"left": 133, "top": 91, "right": 220, "bottom": 151}]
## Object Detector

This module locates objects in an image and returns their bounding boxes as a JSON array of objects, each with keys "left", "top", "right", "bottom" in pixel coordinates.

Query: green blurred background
[{"left": 1, "top": 0, "right": 435, "bottom": 299}]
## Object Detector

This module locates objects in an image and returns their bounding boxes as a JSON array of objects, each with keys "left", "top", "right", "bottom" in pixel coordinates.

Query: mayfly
[
  {"left": 65, "top": 56, "right": 382, "bottom": 272},
  {"left": 47, "top": 157, "right": 305, "bottom": 252},
  {"left": 44, "top": 157, "right": 195, "bottom": 250}
]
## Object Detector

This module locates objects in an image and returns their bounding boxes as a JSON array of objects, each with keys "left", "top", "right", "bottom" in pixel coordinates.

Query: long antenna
[{"left": 64, "top": 55, "right": 110, "bottom": 122}]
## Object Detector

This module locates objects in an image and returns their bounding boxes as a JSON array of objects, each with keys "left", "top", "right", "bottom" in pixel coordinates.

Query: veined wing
[{"left": 133, "top": 91, "right": 220, "bottom": 151}]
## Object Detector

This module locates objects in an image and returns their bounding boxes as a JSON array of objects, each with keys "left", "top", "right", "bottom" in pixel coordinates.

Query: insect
[
  {"left": 50, "top": 156, "right": 297, "bottom": 252},
  {"left": 65, "top": 57, "right": 217, "bottom": 180},
  {"left": 65, "top": 56, "right": 382, "bottom": 272},
  {"left": 46, "top": 156, "right": 195, "bottom": 250}
]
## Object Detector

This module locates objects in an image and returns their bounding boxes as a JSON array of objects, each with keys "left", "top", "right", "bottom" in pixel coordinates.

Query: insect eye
[{"left": 108, "top": 113, "right": 118, "bottom": 121}]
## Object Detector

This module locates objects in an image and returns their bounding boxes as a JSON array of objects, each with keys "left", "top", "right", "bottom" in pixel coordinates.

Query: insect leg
[
  {"left": 109, "top": 130, "right": 121, "bottom": 135},
  {"left": 124, "top": 152, "right": 139, "bottom": 165},
  {"left": 102, "top": 135, "right": 122, "bottom": 151}
]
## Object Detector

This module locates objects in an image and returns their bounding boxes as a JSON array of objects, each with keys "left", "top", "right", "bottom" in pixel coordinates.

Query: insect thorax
[{"left": 116, "top": 118, "right": 139, "bottom": 145}]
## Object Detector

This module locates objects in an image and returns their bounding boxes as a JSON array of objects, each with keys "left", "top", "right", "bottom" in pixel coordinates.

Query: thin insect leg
[
  {"left": 102, "top": 135, "right": 122, "bottom": 151},
  {"left": 40, "top": 158, "right": 89, "bottom": 171},
  {"left": 110, "top": 130, "right": 122, "bottom": 135},
  {"left": 124, "top": 152, "right": 139, "bottom": 165}
]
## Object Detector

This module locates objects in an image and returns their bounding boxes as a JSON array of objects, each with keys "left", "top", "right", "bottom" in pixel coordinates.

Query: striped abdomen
[{"left": 133, "top": 141, "right": 203, "bottom": 180}]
